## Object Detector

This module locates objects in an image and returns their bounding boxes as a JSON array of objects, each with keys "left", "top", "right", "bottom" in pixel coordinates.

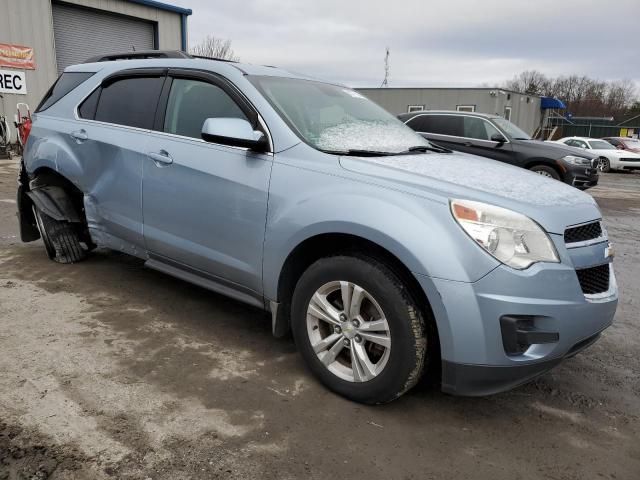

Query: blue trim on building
[
  {"left": 180, "top": 13, "right": 188, "bottom": 51},
  {"left": 541, "top": 97, "right": 566, "bottom": 110},
  {"left": 124, "top": 0, "right": 192, "bottom": 16}
]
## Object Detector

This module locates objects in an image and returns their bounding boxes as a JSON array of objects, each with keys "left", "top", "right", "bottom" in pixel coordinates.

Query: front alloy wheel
[
  {"left": 291, "top": 255, "right": 428, "bottom": 404},
  {"left": 307, "top": 281, "right": 391, "bottom": 382}
]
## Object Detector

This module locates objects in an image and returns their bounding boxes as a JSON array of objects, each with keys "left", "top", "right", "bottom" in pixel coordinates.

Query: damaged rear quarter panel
[{"left": 24, "top": 114, "right": 147, "bottom": 255}]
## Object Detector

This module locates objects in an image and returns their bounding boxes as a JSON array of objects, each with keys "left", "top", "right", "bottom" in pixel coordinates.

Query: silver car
[{"left": 17, "top": 52, "right": 618, "bottom": 403}]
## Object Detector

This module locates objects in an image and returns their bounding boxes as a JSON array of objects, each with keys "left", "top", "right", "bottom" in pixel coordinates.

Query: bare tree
[
  {"left": 504, "top": 71, "right": 637, "bottom": 118},
  {"left": 190, "top": 35, "right": 239, "bottom": 61},
  {"left": 504, "top": 70, "right": 550, "bottom": 96}
]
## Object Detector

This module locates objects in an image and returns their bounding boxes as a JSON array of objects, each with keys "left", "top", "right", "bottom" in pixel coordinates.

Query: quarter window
[
  {"left": 94, "top": 76, "right": 164, "bottom": 129},
  {"left": 36, "top": 72, "right": 95, "bottom": 112},
  {"left": 164, "top": 78, "right": 248, "bottom": 139}
]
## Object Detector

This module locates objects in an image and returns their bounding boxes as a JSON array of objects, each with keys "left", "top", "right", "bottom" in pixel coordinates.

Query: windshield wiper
[
  {"left": 403, "top": 144, "right": 452, "bottom": 154},
  {"left": 320, "top": 148, "right": 397, "bottom": 157}
]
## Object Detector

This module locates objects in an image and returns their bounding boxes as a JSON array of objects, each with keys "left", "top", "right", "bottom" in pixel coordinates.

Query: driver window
[
  {"left": 463, "top": 117, "right": 500, "bottom": 140},
  {"left": 164, "top": 78, "right": 248, "bottom": 139}
]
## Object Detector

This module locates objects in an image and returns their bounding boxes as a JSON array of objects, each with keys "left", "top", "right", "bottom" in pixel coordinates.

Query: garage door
[{"left": 52, "top": 3, "right": 155, "bottom": 73}]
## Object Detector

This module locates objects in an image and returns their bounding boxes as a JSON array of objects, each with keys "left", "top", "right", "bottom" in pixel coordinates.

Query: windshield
[
  {"left": 491, "top": 117, "right": 531, "bottom": 140},
  {"left": 589, "top": 140, "right": 616, "bottom": 150},
  {"left": 248, "top": 76, "right": 429, "bottom": 154}
]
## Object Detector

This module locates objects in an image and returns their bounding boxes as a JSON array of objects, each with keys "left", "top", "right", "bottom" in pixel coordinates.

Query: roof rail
[
  {"left": 189, "top": 54, "right": 238, "bottom": 63},
  {"left": 83, "top": 50, "right": 191, "bottom": 63}
]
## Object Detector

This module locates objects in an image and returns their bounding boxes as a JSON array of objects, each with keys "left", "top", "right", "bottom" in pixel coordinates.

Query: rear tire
[
  {"left": 33, "top": 206, "right": 86, "bottom": 264},
  {"left": 291, "top": 255, "right": 427, "bottom": 404},
  {"left": 530, "top": 164, "right": 561, "bottom": 180}
]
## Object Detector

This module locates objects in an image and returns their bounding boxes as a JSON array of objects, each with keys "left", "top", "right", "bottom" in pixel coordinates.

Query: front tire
[
  {"left": 598, "top": 157, "right": 610, "bottom": 173},
  {"left": 530, "top": 164, "right": 561, "bottom": 180},
  {"left": 291, "top": 255, "right": 427, "bottom": 404},
  {"left": 33, "top": 206, "right": 86, "bottom": 264}
]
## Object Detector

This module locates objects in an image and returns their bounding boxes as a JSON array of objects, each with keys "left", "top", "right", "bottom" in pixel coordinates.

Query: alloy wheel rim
[
  {"left": 598, "top": 159, "right": 608, "bottom": 171},
  {"left": 306, "top": 281, "right": 391, "bottom": 382},
  {"left": 536, "top": 170, "right": 552, "bottom": 178}
]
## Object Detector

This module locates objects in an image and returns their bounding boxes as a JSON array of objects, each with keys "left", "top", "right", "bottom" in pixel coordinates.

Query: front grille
[
  {"left": 576, "top": 264, "right": 610, "bottom": 295},
  {"left": 564, "top": 221, "right": 602, "bottom": 244}
]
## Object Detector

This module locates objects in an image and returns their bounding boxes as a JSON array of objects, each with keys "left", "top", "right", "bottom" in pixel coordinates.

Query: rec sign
[{"left": 0, "top": 69, "right": 27, "bottom": 95}]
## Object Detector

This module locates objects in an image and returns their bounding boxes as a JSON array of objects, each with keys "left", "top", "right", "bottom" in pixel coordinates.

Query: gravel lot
[{"left": 0, "top": 157, "right": 638, "bottom": 480}]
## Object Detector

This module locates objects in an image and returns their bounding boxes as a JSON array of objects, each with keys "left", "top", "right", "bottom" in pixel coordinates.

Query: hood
[
  {"left": 607, "top": 149, "right": 640, "bottom": 158},
  {"left": 521, "top": 139, "right": 598, "bottom": 159},
  {"left": 340, "top": 152, "right": 600, "bottom": 234}
]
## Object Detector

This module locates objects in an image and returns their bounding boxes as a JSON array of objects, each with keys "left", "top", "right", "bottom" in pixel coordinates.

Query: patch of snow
[{"left": 314, "top": 121, "right": 428, "bottom": 153}]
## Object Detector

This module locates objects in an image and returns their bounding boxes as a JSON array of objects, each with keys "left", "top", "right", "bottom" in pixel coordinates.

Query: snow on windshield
[{"left": 314, "top": 121, "right": 429, "bottom": 153}]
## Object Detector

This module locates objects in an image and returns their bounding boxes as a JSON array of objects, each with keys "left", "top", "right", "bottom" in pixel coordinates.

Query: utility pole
[{"left": 381, "top": 47, "right": 390, "bottom": 87}]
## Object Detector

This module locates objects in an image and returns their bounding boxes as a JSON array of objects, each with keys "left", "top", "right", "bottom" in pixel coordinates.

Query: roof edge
[
  {"left": 124, "top": 0, "right": 192, "bottom": 15},
  {"left": 354, "top": 87, "right": 540, "bottom": 97}
]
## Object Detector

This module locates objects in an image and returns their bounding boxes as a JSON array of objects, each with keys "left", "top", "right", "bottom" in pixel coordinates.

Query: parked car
[
  {"left": 555, "top": 136, "right": 640, "bottom": 172},
  {"left": 602, "top": 136, "right": 640, "bottom": 154},
  {"left": 399, "top": 111, "right": 599, "bottom": 189},
  {"left": 17, "top": 52, "right": 617, "bottom": 403}
]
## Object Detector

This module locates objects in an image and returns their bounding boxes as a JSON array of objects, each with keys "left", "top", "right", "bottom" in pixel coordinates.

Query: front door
[
  {"left": 142, "top": 70, "right": 273, "bottom": 296},
  {"left": 452, "top": 116, "right": 516, "bottom": 165}
]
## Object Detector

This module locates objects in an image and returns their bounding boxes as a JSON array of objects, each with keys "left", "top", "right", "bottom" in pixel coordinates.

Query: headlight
[
  {"left": 561, "top": 155, "right": 592, "bottom": 166},
  {"left": 450, "top": 199, "right": 559, "bottom": 269}
]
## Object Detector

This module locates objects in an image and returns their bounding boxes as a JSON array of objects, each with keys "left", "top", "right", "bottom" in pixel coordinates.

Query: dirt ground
[{"left": 0, "top": 157, "right": 638, "bottom": 480}]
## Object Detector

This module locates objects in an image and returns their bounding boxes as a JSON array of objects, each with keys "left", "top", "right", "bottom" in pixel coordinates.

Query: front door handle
[
  {"left": 463, "top": 141, "right": 473, "bottom": 146},
  {"left": 70, "top": 129, "right": 88, "bottom": 143},
  {"left": 148, "top": 150, "right": 174, "bottom": 167}
]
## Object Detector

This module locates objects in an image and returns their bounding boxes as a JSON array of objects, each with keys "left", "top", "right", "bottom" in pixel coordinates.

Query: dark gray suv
[{"left": 399, "top": 111, "right": 599, "bottom": 189}]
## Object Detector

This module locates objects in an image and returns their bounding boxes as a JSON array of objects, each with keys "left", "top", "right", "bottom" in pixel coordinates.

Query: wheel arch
[
  {"left": 270, "top": 231, "right": 442, "bottom": 379},
  {"left": 524, "top": 158, "right": 563, "bottom": 178}
]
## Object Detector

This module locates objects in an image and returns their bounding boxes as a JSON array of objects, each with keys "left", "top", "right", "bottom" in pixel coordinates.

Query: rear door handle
[
  {"left": 70, "top": 129, "right": 88, "bottom": 142},
  {"left": 148, "top": 150, "right": 174, "bottom": 166}
]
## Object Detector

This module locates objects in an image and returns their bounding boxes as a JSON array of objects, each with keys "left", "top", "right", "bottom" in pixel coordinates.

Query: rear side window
[
  {"left": 36, "top": 72, "right": 95, "bottom": 112},
  {"left": 78, "top": 88, "right": 100, "bottom": 119},
  {"left": 95, "top": 76, "right": 164, "bottom": 129},
  {"left": 408, "top": 115, "right": 463, "bottom": 137},
  {"left": 164, "top": 78, "right": 248, "bottom": 139}
]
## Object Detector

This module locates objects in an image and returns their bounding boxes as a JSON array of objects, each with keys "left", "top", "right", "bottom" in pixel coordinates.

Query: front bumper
[
  {"left": 564, "top": 163, "right": 599, "bottom": 189},
  {"left": 416, "top": 239, "right": 618, "bottom": 396}
]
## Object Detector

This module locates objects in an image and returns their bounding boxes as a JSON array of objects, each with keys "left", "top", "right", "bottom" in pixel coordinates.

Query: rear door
[
  {"left": 141, "top": 69, "right": 273, "bottom": 298},
  {"left": 72, "top": 69, "right": 165, "bottom": 253},
  {"left": 405, "top": 114, "right": 464, "bottom": 150}
]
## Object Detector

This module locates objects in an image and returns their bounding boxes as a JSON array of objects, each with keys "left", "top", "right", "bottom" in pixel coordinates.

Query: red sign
[{"left": 0, "top": 43, "right": 35, "bottom": 69}]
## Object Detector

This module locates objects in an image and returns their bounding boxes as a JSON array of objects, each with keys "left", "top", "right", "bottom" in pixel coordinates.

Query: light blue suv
[{"left": 17, "top": 51, "right": 618, "bottom": 403}]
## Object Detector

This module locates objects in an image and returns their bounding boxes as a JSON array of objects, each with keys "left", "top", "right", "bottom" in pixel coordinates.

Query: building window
[
  {"left": 407, "top": 105, "right": 424, "bottom": 113},
  {"left": 503, "top": 106, "right": 512, "bottom": 121},
  {"left": 456, "top": 105, "right": 475, "bottom": 112}
]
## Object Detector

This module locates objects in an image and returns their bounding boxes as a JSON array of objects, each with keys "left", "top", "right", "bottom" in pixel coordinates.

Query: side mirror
[
  {"left": 490, "top": 133, "right": 506, "bottom": 145},
  {"left": 201, "top": 118, "right": 268, "bottom": 151}
]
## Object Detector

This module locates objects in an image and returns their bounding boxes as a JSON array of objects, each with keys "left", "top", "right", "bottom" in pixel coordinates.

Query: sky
[{"left": 169, "top": 0, "right": 640, "bottom": 90}]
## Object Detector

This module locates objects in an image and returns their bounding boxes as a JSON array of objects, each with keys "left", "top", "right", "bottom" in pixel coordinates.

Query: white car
[{"left": 553, "top": 136, "right": 640, "bottom": 172}]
